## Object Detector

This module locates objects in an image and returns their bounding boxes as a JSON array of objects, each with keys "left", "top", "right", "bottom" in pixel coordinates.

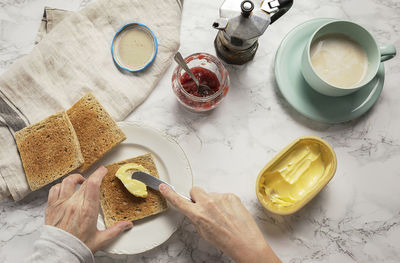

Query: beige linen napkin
[
  {"left": 35, "top": 8, "right": 74, "bottom": 44},
  {"left": 0, "top": 0, "right": 183, "bottom": 201}
]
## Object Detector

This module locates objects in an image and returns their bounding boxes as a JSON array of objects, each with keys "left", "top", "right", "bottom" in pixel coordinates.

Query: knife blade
[{"left": 132, "top": 171, "right": 193, "bottom": 202}]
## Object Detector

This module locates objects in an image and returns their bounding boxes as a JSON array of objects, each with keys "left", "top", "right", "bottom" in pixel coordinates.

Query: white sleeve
[{"left": 25, "top": 225, "right": 95, "bottom": 263}]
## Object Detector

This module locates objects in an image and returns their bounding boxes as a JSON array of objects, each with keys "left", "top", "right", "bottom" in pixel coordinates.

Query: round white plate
[{"left": 96, "top": 121, "right": 193, "bottom": 254}]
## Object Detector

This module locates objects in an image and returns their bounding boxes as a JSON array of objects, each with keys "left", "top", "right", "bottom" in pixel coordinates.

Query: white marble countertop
[{"left": 1, "top": 0, "right": 399, "bottom": 262}]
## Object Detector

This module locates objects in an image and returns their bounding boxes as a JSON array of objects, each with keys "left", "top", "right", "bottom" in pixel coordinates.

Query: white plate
[{"left": 95, "top": 121, "right": 193, "bottom": 254}]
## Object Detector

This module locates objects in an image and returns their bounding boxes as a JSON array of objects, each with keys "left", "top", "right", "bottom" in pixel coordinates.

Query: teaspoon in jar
[{"left": 173, "top": 52, "right": 212, "bottom": 96}]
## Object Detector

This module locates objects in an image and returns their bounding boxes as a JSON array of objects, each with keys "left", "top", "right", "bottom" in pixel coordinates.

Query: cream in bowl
[
  {"left": 112, "top": 23, "right": 158, "bottom": 72},
  {"left": 256, "top": 136, "right": 337, "bottom": 215}
]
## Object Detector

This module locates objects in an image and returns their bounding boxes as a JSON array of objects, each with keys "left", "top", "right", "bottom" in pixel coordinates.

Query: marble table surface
[{"left": 1, "top": 0, "right": 399, "bottom": 262}]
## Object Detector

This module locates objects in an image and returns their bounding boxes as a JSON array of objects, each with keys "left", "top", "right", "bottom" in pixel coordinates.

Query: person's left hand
[{"left": 45, "top": 166, "right": 133, "bottom": 253}]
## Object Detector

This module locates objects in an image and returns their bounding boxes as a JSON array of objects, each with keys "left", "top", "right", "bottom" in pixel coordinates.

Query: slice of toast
[
  {"left": 100, "top": 153, "right": 168, "bottom": 228},
  {"left": 67, "top": 93, "right": 126, "bottom": 172},
  {"left": 14, "top": 111, "right": 84, "bottom": 191}
]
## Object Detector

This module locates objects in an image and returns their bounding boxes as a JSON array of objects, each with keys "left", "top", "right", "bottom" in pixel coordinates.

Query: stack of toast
[
  {"left": 15, "top": 93, "right": 168, "bottom": 227},
  {"left": 15, "top": 93, "right": 126, "bottom": 190}
]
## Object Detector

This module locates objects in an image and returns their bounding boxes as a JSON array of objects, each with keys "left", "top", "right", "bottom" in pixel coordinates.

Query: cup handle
[{"left": 380, "top": 44, "right": 396, "bottom": 62}]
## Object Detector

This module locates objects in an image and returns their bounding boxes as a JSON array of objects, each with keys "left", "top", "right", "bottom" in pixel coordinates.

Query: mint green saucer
[{"left": 275, "top": 18, "right": 385, "bottom": 124}]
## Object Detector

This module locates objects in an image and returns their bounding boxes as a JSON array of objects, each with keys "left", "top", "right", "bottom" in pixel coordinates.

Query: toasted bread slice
[
  {"left": 67, "top": 93, "right": 126, "bottom": 172},
  {"left": 14, "top": 111, "right": 84, "bottom": 191},
  {"left": 100, "top": 153, "right": 168, "bottom": 228}
]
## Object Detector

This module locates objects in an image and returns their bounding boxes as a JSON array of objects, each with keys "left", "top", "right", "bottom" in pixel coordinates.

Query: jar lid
[{"left": 111, "top": 23, "right": 158, "bottom": 72}]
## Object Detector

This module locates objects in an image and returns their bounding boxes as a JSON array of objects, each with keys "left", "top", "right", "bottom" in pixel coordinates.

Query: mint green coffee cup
[{"left": 301, "top": 20, "right": 396, "bottom": 97}]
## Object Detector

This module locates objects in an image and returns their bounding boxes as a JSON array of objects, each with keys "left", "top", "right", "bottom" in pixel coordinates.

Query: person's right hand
[{"left": 159, "top": 184, "right": 281, "bottom": 263}]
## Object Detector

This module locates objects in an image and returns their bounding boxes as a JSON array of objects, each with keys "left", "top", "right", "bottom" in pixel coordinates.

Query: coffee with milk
[{"left": 310, "top": 33, "right": 368, "bottom": 89}]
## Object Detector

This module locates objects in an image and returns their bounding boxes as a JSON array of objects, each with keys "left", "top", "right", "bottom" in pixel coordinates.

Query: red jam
[
  {"left": 172, "top": 53, "right": 230, "bottom": 112},
  {"left": 180, "top": 67, "right": 220, "bottom": 97}
]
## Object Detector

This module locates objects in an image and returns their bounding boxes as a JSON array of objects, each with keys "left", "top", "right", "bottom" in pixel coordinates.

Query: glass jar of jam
[{"left": 172, "top": 53, "right": 230, "bottom": 112}]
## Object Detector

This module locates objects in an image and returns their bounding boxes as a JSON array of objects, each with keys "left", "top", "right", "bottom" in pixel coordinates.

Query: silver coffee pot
[{"left": 213, "top": 0, "right": 293, "bottom": 65}]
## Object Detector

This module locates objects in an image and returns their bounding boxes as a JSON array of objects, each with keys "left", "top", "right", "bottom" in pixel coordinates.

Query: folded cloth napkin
[
  {"left": 0, "top": 0, "right": 183, "bottom": 201},
  {"left": 35, "top": 7, "right": 74, "bottom": 45}
]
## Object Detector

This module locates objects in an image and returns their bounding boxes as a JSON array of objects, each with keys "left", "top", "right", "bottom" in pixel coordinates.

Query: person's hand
[
  {"left": 45, "top": 166, "right": 133, "bottom": 253},
  {"left": 159, "top": 185, "right": 281, "bottom": 263}
]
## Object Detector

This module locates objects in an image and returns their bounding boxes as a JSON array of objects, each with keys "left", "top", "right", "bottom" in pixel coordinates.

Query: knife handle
[
  {"left": 170, "top": 185, "right": 194, "bottom": 203},
  {"left": 177, "top": 192, "right": 194, "bottom": 203}
]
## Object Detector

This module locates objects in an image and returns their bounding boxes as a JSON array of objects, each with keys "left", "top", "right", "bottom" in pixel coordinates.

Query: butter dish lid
[{"left": 112, "top": 23, "right": 158, "bottom": 72}]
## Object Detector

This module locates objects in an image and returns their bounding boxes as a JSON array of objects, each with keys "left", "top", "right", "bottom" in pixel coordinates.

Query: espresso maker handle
[{"left": 270, "top": 0, "right": 293, "bottom": 25}]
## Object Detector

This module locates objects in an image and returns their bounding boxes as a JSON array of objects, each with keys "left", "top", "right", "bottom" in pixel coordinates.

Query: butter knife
[{"left": 132, "top": 171, "right": 193, "bottom": 202}]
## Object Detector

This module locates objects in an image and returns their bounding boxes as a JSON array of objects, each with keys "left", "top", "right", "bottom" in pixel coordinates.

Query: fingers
[
  {"left": 59, "top": 174, "right": 86, "bottom": 200},
  {"left": 159, "top": 184, "right": 193, "bottom": 215},
  {"left": 84, "top": 166, "right": 108, "bottom": 204},
  {"left": 48, "top": 184, "right": 61, "bottom": 205},
  {"left": 89, "top": 166, "right": 108, "bottom": 185},
  {"left": 95, "top": 221, "right": 133, "bottom": 252},
  {"left": 190, "top": 187, "right": 209, "bottom": 202},
  {"left": 208, "top": 192, "right": 223, "bottom": 198}
]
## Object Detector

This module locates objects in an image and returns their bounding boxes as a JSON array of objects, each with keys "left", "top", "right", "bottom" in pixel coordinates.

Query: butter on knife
[{"left": 115, "top": 163, "right": 149, "bottom": 198}]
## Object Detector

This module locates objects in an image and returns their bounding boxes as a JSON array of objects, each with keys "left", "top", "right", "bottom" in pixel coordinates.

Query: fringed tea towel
[{"left": 0, "top": 0, "right": 183, "bottom": 201}]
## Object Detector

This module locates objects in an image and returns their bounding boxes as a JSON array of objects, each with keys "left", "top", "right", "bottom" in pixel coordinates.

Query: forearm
[{"left": 25, "top": 225, "right": 95, "bottom": 263}]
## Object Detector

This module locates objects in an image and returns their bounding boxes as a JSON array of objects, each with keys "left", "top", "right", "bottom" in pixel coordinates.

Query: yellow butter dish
[{"left": 256, "top": 136, "right": 337, "bottom": 215}]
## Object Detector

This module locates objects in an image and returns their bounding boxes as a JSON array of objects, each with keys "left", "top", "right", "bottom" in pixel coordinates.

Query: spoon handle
[{"left": 174, "top": 52, "right": 200, "bottom": 87}]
